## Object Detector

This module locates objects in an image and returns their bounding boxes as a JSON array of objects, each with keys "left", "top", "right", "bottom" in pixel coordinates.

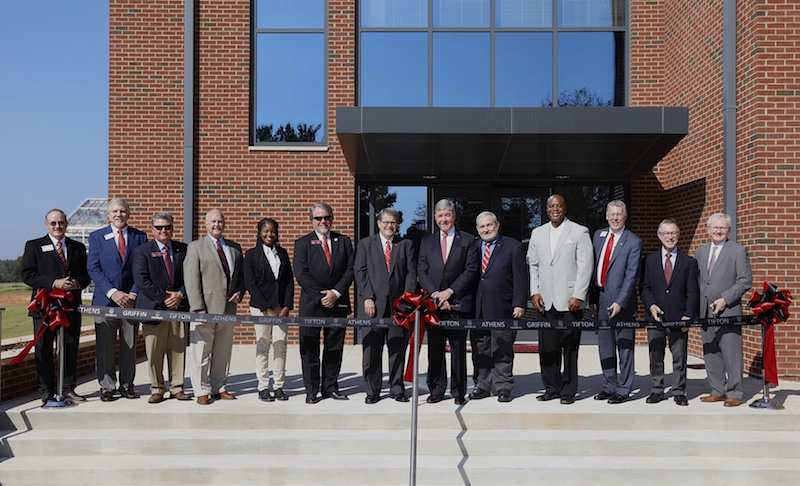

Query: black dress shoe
[
  {"left": 608, "top": 393, "right": 630, "bottom": 404},
  {"left": 498, "top": 391, "right": 512, "bottom": 403},
  {"left": 560, "top": 397, "right": 575, "bottom": 405},
  {"left": 305, "top": 394, "right": 321, "bottom": 404},
  {"left": 63, "top": 391, "right": 86, "bottom": 402},
  {"left": 674, "top": 395, "right": 689, "bottom": 406},
  {"left": 365, "top": 395, "right": 380, "bottom": 404},
  {"left": 594, "top": 391, "right": 614, "bottom": 401},
  {"left": 646, "top": 392, "right": 664, "bottom": 404},
  {"left": 259, "top": 389, "right": 275, "bottom": 402},
  {"left": 100, "top": 390, "right": 117, "bottom": 402},
  {"left": 323, "top": 391, "right": 349, "bottom": 400},
  {"left": 119, "top": 388, "right": 140, "bottom": 399},
  {"left": 390, "top": 394, "right": 410, "bottom": 402},
  {"left": 469, "top": 388, "right": 491, "bottom": 400},
  {"left": 536, "top": 393, "right": 559, "bottom": 402},
  {"left": 454, "top": 396, "right": 467, "bottom": 405},
  {"left": 426, "top": 394, "right": 442, "bottom": 404},
  {"left": 274, "top": 388, "right": 288, "bottom": 401}
]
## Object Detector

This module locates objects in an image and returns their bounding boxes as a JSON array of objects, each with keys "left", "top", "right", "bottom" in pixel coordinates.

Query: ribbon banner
[
  {"left": 748, "top": 282, "right": 792, "bottom": 386},
  {"left": 10, "top": 288, "right": 75, "bottom": 365}
]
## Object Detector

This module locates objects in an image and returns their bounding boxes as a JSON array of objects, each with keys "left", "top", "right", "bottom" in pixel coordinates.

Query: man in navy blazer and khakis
[{"left": 87, "top": 198, "right": 147, "bottom": 401}]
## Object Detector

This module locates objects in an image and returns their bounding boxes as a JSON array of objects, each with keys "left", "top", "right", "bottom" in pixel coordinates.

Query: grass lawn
[{"left": 1, "top": 282, "right": 93, "bottom": 341}]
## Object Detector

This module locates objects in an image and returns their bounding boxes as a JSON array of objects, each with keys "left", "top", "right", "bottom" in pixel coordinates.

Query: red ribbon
[
  {"left": 393, "top": 289, "right": 439, "bottom": 382},
  {"left": 10, "top": 288, "right": 75, "bottom": 366},
  {"left": 747, "top": 282, "right": 792, "bottom": 386}
]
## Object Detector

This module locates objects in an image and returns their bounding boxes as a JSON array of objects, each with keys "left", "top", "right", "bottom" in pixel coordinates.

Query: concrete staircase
[{"left": 2, "top": 344, "right": 799, "bottom": 485}]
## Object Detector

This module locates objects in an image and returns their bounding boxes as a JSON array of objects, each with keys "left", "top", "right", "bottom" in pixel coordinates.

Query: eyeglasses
[
  {"left": 154, "top": 225, "right": 173, "bottom": 231},
  {"left": 48, "top": 221, "right": 66, "bottom": 227},
  {"left": 659, "top": 231, "right": 679, "bottom": 236},
  {"left": 379, "top": 221, "right": 398, "bottom": 226},
  {"left": 313, "top": 216, "right": 332, "bottom": 222}
]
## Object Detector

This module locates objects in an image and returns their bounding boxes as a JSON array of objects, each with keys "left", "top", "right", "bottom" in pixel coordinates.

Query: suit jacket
[
  {"left": 475, "top": 235, "right": 529, "bottom": 319},
  {"left": 527, "top": 219, "right": 593, "bottom": 312},
  {"left": 354, "top": 235, "right": 417, "bottom": 319},
  {"left": 87, "top": 225, "right": 147, "bottom": 306},
  {"left": 695, "top": 240, "right": 752, "bottom": 318},
  {"left": 21, "top": 235, "right": 91, "bottom": 316},
  {"left": 640, "top": 249, "right": 699, "bottom": 321},
  {"left": 417, "top": 229, "right": 478, "bottom": 315},
  {"left": 293, "top": 231, "right": 354, "bottom": 317},
  {"left": 244, "top": 243, "right": 294, "bottom": 312},
  {"left": 132, "top": 239, "right": 189, "bottom": 312},
  {"left": 184, "top": 235, "right": 245, "bottom": 315},
  {"left": 592, "top": 227, "right": 642, "bottom": 319}
]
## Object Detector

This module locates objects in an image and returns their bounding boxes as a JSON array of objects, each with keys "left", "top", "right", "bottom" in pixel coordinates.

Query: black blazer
[
  {"left": 244, "top": 243, "right": 294, "bottom": 312},
  {"left": 132, "top": 239, "right": 189, "bottom": 312},
  {"left": 293, "top": 231, "right": 354, "bottom": 317},
  {"left": 417, "top": 229, "right": 478, "bottom": 314},
  {"left": 474, "top": 235, "right": 529, "bottom": 319},
  {"left": 640, "top": 249, "right": 699, "bottom": 321},
  {"left": 21, "top": 235, "right": 90, "bottom": 317},
  {"left": 354, "top": 234, "right": 417, "bottom": 319}
]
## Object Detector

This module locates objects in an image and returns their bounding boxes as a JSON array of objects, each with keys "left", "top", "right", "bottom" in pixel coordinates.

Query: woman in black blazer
[{"left": 244, "top": 218, "right": 294, "bottom": 401}]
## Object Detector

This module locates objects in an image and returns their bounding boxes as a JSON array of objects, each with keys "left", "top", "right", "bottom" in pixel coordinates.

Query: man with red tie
[
  {"left": 293, "top": 202, "right": 355, "bottom": 404},
  {"left": 87, "top": 198, "right": 147, "bottom": 402}
]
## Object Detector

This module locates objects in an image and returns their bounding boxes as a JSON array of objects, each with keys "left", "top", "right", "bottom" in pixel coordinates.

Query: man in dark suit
[
  {"left": 184, "top": 209, "right": 245, "bottom": 405},
  {"left": 21, "top": 209, "right": 91, "bottom": 404},
  {"left": 87, "top": 198, "right": 147, "bottom": 401},
  {"left": 293, "top": 202, "right": 355, "bottom": 404},
  {"left": 528, "top": 194, "right": 593, "bottom": 405},
  {"left": 640, "top": 219, "right": 699, "bottom": 406},
  {"left": 470, "top": 211, "right": 528, "bottom": 403},
  {"left": 354, "top": 207, "right": 417, "bottom": 404},
  {"left": 418, "top": 199, "right": 478, "bottom": 405},
  {"left": 132, "top": 212, "right": 192, "bottom": 404},
  {"left": 592, "top": 200, "right": 642, "bottom": 404},
  {"left": 695, "top": 213, "right": 752, "bottom": 407}
]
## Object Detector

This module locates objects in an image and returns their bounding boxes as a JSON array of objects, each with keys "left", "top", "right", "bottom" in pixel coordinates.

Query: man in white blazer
[
  {"left": 528, "top": 194, "right": 593, "bottom": 404},
  {"left": 695, "top": 213, "right": 752, "bottom": 407}
]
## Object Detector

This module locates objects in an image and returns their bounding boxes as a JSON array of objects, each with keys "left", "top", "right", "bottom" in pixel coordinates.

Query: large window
[
  {"left": 360, "top": 0, "right": 626, "bottom": 107},
  {"left": 252, "top": 0, "right": 326, "bottom": 145}
]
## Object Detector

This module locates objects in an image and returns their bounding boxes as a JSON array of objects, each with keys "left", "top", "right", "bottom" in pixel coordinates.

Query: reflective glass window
[
  {"left": 496, "top": 33, "right": 552, "bottom": 107},
  {"left": 433, "top": 0, "right": 490, "bottom": 27},
  {"left": 496, "top": 0, "right": 552, "bottom": 28},
  {"left": 557, "top": 32, "right": 621, "bottom": 106},
  {"left": 256, "top": 0, "right": 324, "bottom": 28},
  {"left": 433, "top": 33, "right": 490, "bottom": 106},
  {"left": 361, "top": 33, "right": 427, "bottom": 106},
  {"left": 557, "top": 0, "right": 625, "bottom": 27},
  {"left": 361, "top": 0, "right": 427, "bottom": 28}
]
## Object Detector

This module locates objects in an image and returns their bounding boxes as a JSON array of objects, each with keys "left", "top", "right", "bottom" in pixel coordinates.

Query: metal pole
[
  {"left": 409, "top": 309, "right": 421, "bottom": 486},
  {"left": 749, "top": 324, "right": 783, "bottom": 410},
  {"left": 56, "top": 326, "right": 65, "bottom": 401}
]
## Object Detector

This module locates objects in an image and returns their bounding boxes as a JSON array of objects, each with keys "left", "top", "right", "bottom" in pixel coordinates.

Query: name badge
[
  {"left": 152, "top": 252, "right": 163, "bottom": 258},
  {"left": 41, "top": 244, "right": 54, "bottom": 252},
  {"left": 104, "top": 232, "right": 115, "bottom": 240},
  {"left": 600, "top": 231, "right": 608, "bottom": 237},
  {"left": 312, "top": 240, "right": 322, "bottom": 245}
]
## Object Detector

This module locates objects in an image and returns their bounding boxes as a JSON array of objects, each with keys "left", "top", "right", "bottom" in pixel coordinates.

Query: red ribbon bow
[
  {"left": 392, "top": 289, "right": 440, "bottom": 329},
  {"left": 11, "top": 288, "right": 75, "bottom": 366},
  {"left": 747, "top": 282, "right": 792, "bottom": 386}
]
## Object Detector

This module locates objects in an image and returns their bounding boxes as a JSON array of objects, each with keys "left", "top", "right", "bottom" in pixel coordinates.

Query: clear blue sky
[{"left": 0, "top": 2, "right": 108, "bottom": 260}]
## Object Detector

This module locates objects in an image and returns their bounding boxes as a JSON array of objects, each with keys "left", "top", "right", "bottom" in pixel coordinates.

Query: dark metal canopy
[{"left": 336, "top": 107, "right": 688, "bottom": 183}]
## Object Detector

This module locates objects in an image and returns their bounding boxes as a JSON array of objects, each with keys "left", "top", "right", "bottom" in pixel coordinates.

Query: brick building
[{"left": 108, "top": 0, "right": 799, "bottom": 379}]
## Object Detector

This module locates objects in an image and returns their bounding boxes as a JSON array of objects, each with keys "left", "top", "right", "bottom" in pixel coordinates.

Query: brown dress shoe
[
  {"left": 217, "top": 390, "right": 236, "bottom": 400},
  {"left": 196, "top": 395, "right": 211, "bottom": 405},
  {"left": 171, "top": 391, "right": 192, "bottom": 401},
  {"left": 724, "top": 398, "right": 742, "bottom": 407},
  {"left": 148, "top": 393, "right": 164, "bottom": 404},
  {"left": 700, "top": 394, "right": 726, "bottom": 403}
]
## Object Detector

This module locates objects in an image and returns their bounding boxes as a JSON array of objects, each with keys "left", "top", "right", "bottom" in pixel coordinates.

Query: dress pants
[
  {"left": 701, "top": 324, "right": 744, "bottom": 400},
  {"left": 647, "top": 328, "right": 688, "bottom": 396},
  {"left": 427, "top": 311, "right": 468, "bottom": 399},
  {"left": 538, "top": 308, "right": 582, "bottom": 400},
  {"left": 143, "top": 320, "right": 187, "bottom": 395},
  {"left": 470, "top": 329, "right": 517, "bottom": 394},
  {"left": 250, "top": 307, "right": 289, "bottom": 391},
  {"left": 33, "top": 314, "right": 82, "bottom": 399},
  {"left": 188, "top": 321, "right": 234, "bottom": 396},
  {"left": 95, "top": 316, "right": 139, "bottom": 392},
  {"left": 362, "top": 325, "right": 410, "bottom": 397},
  {"left": 598, "top": 327, "right": 636, "bottom": 396},
  {"left": 299, "top": 326, "right": 345, "bottom": 397}
]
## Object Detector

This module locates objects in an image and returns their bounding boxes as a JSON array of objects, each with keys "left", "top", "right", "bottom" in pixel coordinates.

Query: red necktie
[
  {"left": 708, "top": 246, "right": 718, "bottom": 275},
  {"left": 481, "top": 242, "right": 491, "bottom": 274},
  {"left": 118, "top": 229, "right": 126, "bottom": 261},
  {"left": 600, "top": 233, "right": 614, "bottom": 287},
  {"left": 321, "top": 236, "right": 331, "bottom": 267},
  {"left": 664, "top": 253, "right": 672, "bottom": 285},
  {"left": 216, "top": 239, "right": 231, "bottom": 287},
  {"left": 384, "top": 240, "right": 391, "bottom": 272},
  {"left": 56, "top": 240, "right": 67, "bottom": 268},
  {"left": 441, "top": 232, "right": 448, "bottom": 263},
  {"left": 162, "top": 245, "right": 174, "bottom": 287}
]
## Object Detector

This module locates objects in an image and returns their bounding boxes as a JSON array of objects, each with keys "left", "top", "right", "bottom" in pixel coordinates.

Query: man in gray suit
[
  {"left": 184, "top": 209, "right": 245, "bottom": 405},
  {"left": 528, "top": 194, "right": 593, "bottom": 405},
  {"left": 592, "top": 200, "right": 642, "bottom": 404},
  {"left": 695, "top": 213, "right": 752, "bottom": 407}
]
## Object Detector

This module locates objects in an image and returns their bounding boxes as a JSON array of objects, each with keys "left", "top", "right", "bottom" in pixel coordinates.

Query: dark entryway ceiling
[{"left": 336, "top": 107, "right": 688, "bottom": 183}]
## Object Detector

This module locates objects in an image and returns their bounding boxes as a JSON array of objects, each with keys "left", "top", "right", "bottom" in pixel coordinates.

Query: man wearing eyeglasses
[
  {"left": 354, "top": 207, "right": 417, "bottom": 404},
  {"left": 21, "top": 209, "right": 91, "bottom": 405},
  {"left": 87, "top": 198, "right": 147, "bottom": 402},
  {"left": 132, "top": 212, "right": 192, "bottom": 404},
  {"left": 293, "top": 202, "right": 355, "bottom": 403}
]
